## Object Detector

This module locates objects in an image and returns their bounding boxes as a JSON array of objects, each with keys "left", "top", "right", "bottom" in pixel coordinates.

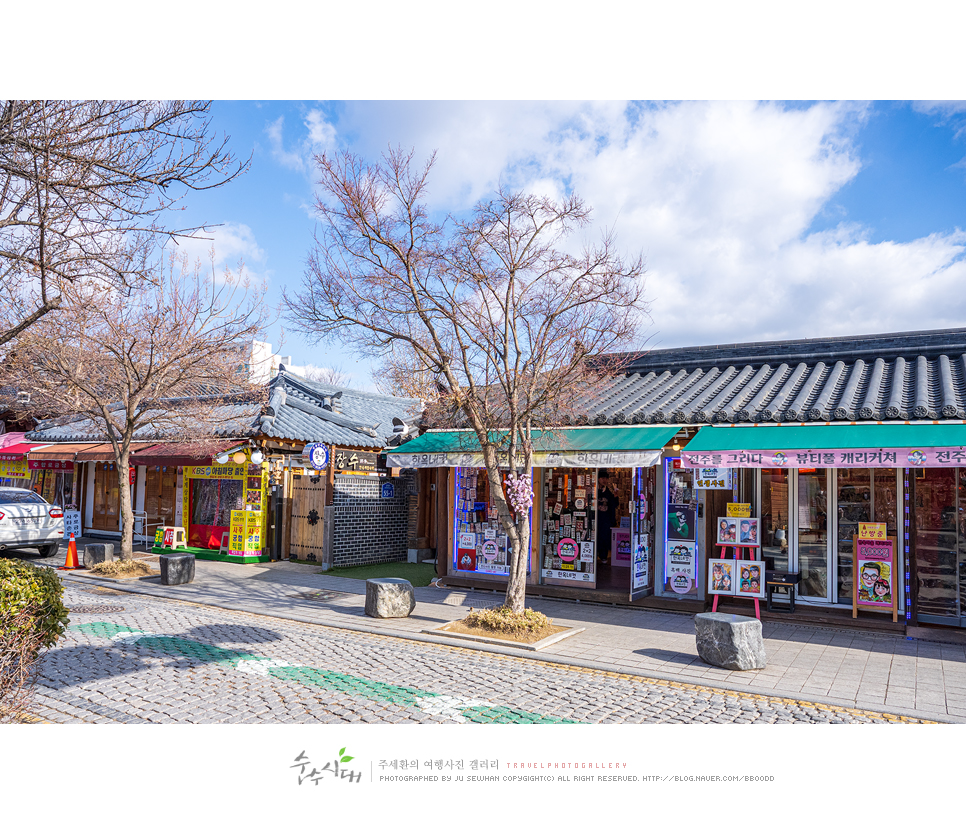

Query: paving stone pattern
[{"left": 32, "top": 587, "right": 928, "bottom": 725}]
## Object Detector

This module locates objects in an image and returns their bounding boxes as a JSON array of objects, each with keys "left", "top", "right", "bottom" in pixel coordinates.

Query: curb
[{"left": 61, "top": 572, "right": 958, "bottom": 724}]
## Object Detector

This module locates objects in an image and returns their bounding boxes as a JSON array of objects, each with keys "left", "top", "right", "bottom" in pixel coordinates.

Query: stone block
[
  {"left": 695, "top": 612, "right": 766, "bottom": 671},
  {"left": 83, "top": 543, "right": 114, "bottom": 569},
  {"left": 365, "top": 577, "right": 415, "bottom": 618},
  {"left": 160, "top": 553, "right": 195, "bottom": 586}
]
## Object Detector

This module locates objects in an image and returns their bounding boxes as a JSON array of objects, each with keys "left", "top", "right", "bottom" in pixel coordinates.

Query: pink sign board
[
  {"left": 855, "top": 538, "right": 894, "bottom": 609},
  {"left": 682, "top": 447, "right": 966, "bottom": 469}
]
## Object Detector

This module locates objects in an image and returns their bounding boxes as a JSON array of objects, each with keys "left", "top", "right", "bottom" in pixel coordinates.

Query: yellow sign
[
  {"left": 858, "top": 522, "right": 887, "bottom": 541},
  {"left": 0, "top": 459, "right": 29, "bottom": 479},
  {"left": 727, "top": 503, "right": 751, "bottom": 518}
]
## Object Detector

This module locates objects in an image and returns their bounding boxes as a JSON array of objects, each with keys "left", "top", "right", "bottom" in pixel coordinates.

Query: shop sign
[
  {"left": 540, "top": 567, "right": 593, "bottom": 582},
  {"left": 480, "top": 539, "right": 499, "bottom": 561},
  {"left": 683, "top": 446, "right": 966, "bottom": 469},
  {"left": 185, "top": 464, "right": 246, "bottom": 479},
  {"left": 858, "top": 522, "right": 887, "bottom": 540},
  {"left": 333, "top": 449, "right": 377, "bottom": 474},
  {"left": 632, "top": 534, "right": 650, "bottom": 590},
  {"left": 853, "top": 536, "right": 897, "bottom": 621},
  {"left": 726, "top": 502, "right": 751, "bottom": 517},
  {"left": 556, "top": 537, "right": 579, "bottom": 562},
  {"left": 301, "top": 443, "right": 330, "bottom": 471},
  {"left": 62, "top": 510, "right": 82, "bottom": 538},
  {"left": 0, "top": 459, "right": 29, "bottom": 479},
  {"left": 666, "top": 541, "right": 695, "bottom": 593},
  {"left": 695, "top": 467, "right": 732, "bottom": 489},
  {"left": 28, "top": 459, "right": 73, "bottom": 471},
  {"left": 386, "top": 448, "right": 663, "bottom": 469},
  {"left": 457, "top": 547, "right": 477, "bottom": 570}
]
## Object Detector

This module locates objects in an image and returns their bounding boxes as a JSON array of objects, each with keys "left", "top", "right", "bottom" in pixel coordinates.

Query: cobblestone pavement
[{"left": 31, "top": 585, "right": 932, "bottom": 724}]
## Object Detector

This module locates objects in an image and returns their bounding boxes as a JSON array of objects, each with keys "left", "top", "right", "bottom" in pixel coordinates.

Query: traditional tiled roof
[
  {"left": 589, "top": 328, "right": 966, "bottom": 425},
  {"left": 256, "top": 369, "right": 421, "bottom": 448},
  {"left": 27, "top": 368, "right": 423, "bottom": 449}
]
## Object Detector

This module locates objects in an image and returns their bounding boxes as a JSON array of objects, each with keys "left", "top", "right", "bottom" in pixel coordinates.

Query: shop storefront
[
  {"left": 0, "top": 442, "right": 52, "bottom": 490},
  {"left": 678, "top": 422, "right": 966, "bottom": 625},
  {"left": 156, "top": 448, "right": 269, "bottom": 563},
  {"left": 387, "top": 426, "right": 677, "bottom": 601}
]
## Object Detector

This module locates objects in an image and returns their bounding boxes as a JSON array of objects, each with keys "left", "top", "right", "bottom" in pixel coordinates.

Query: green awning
[
  {"left": 681, "top": 423, "right": 966, "bottom": 469},
  {"left": 386, "top": 425, "right": 680, "bottom": 469}
]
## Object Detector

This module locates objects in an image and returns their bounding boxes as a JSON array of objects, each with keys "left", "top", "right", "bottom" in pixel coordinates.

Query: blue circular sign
[{"left": 302, "top": 443, "right": 329, "bottom": 470}]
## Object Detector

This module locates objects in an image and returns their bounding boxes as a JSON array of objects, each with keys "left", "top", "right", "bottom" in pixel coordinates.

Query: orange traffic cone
[{"left": 59, "top": 533, "right": 80, "bottom": 570}]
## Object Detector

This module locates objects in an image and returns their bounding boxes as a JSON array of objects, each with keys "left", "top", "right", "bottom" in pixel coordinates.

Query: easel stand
[{"left": 711, "top": 544, "right": 761, "bottom": 620}]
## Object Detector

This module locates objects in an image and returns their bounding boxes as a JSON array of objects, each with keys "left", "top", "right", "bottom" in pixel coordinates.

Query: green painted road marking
[{"left": 69, "top": 623, "right": 574, "bottom": 724}]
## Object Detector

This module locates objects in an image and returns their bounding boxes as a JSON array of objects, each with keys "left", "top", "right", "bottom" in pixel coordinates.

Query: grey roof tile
[{"left": 589, "top": 329, "right": 966, "bottom": 425}]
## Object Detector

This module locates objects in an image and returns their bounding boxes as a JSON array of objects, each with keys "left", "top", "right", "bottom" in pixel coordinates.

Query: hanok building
[
  {"left": 390, "top": 328, "right": 966, "bottom": 633},
  {"left": 24, "top": 368, "right": 421, "bottom": 567}
]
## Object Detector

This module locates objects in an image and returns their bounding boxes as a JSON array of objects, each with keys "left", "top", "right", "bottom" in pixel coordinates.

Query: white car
[{"left": 0, "top": 487, "right": 64, "bottom": 557}]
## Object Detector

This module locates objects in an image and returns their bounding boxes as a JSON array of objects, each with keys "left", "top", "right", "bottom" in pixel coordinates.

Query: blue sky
[{"left": 171, "top": 100, "right": 966, "bottom": 389}]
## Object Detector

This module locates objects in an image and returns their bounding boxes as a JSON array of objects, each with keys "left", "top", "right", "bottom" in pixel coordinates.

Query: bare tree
[
  {"left": 0, "top": 100, "right": 247, "bottom": 348},
  {"left": 302, "top": 364, "right": 353, "bottom": 387},
  {"left": 285, "top": 149, "right": 648, "bottom": 612},
  {"left": 4, "top": 249, "right": 270, "bottom": 559}
]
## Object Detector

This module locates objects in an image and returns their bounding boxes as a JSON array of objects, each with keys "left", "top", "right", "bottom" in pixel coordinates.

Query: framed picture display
[
  {"left": 708, "top": 559, "right": 736, "bottom": 595},
  {"left": 716, "top": 517, "right": 738, "bottom": 545},
  {"left": 735, "top": 561, "right": 765, "bottom": 598},
  {"left": 737, "top": 517, "right": 760, "bottom": 546}
]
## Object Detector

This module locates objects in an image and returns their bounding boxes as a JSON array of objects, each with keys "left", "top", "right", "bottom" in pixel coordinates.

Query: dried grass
[
  {"left": 459, "top": 606, "right": 559, "bottom": 641},
  {"left": 89, "top": 560, "right": 154, "bottom": 578}
]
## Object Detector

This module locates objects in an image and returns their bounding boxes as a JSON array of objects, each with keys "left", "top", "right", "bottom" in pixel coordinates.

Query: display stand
[{"left": 711, "top": 544, "right": 761, "bottom": 620}]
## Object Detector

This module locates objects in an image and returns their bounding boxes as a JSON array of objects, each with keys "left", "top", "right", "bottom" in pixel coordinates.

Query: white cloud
[
  {"left": 284, "top": 100, "right": 965, "bottom": 348},
  {"left": 170, "top": 222, "right": 268, "bottom": 282},
  {"left": 266, "top": 109, "right": 339, "bottom": 178}
]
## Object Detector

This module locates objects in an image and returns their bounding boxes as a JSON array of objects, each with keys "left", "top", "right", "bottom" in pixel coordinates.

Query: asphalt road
[{"left": 29, "top": 583, "right": 929, "bottom": 724}]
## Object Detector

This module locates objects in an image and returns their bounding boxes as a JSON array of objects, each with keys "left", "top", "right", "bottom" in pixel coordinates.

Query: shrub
[
  {"left": 0, "top": 559, "right": 68, "bottom": 722},
  {"left": 0, "top": 559, "right": 69, "bottom": 650},
  {"left": 463, "top": 605, "right": 552, "bottom": 636}
]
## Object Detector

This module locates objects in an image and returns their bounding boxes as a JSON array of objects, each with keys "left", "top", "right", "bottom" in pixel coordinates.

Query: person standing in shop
[{"left": 596, "top": 470, "right": 618, "bottom": 566}]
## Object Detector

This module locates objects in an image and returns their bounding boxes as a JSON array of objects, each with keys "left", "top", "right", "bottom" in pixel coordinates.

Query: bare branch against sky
[
  {"left": 285, "top": 148, "right": 649, "bottom": 611},
  {"left": 0, "top": 100, "right": 248, "bottom": 349}
]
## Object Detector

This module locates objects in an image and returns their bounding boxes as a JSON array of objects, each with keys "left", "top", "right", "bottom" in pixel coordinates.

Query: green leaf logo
[{"left": 339, "top": 748, "right": 354, "bottom": 764}]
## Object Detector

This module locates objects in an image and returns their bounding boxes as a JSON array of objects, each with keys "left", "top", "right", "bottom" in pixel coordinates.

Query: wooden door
[
  {"left": 92, "top": 462, "right": 121, "bottom": 531},
  {"left": 289, "top": 473, "right": 328, "bottom": 561}
]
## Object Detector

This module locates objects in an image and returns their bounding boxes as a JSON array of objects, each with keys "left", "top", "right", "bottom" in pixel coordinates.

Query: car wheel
[{"left": 39, "top": 543, "right": 59, "bottom": 558}]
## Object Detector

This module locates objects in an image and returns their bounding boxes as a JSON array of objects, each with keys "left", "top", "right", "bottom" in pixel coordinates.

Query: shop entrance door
[
  {"left": 289, "top": 473, "right": 328, "bottom": 562},
  {"left": 91, "top": 462, "right": 121, "bottom": 531},
  {"left": 794, "top": 468, "right": 831, "bottom": 601},
  {"left": 914, "top": 467, "right": 962, "bottom": 624}
]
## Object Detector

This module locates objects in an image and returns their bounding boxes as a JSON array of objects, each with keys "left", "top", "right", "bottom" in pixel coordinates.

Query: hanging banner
[
  {"left": 387, "top": 449, "right": 663, "bottom": 469},
  {"left": 683, "top": 447, "right": 966, "bottom": 469}
]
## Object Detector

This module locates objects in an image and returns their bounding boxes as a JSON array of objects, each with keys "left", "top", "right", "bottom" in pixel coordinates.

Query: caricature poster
[{"left": 854, "top": 537, "right": 896, "bottom": 618}]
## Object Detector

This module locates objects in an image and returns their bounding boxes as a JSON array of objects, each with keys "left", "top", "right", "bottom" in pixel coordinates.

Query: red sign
[
  {"left": 28, "top": 460, "right": 74, "bottom": 471},
  {"left": 456, "top": 548, "right": 477, "bottom": 571},
  {"left": 163, "top": 528, "right": 175, "bottom": 548},
  {"left": 130, "top": 467, "right": 136, "bottom": 484}
]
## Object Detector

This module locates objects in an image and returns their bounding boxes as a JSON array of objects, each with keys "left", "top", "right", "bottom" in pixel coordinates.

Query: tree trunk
[
  {"left": 504, "top": 512, "right": 531, "bottom": 614},
  {"left": 116, "top": 446, "right": 134, "bottom": 560}
]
